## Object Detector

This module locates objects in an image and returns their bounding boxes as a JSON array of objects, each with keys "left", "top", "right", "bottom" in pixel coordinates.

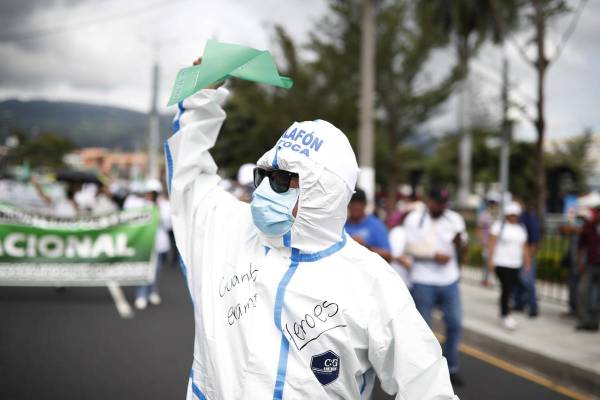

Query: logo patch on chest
[{"left": 310, "top": 350, "right": 340, "bottom": 386}]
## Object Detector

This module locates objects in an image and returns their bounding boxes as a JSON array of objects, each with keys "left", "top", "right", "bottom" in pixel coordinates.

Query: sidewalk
[{"left": 433, "top": 270, "right": 600, "bottom": 397}]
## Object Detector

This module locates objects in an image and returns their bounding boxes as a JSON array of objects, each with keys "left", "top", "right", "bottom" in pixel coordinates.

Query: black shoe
[
  {"left": 512, "top": 305, "right": 525, "bottom": 312},
  {"left": 450, "top": 372, "right": 464, "bottom": 387},
  {"left": 575, "top": 322, "right": 599, "bottom": 331},
  {"left": 528, "top": 311, "right": 538, "bottom": 318}
]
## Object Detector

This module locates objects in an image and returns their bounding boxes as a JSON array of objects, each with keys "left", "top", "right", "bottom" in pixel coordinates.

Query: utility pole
[
  {"left": 533, "top": 0, "right": 547, "bottom": 220},
  {"left": 499, "top": 53, "right": 511, "bottom": 218},
  {"left": 358, "top": 0, "right": 376, "bottom": 207},
  {"left": 147, "top": 59, "right": 160, "bottom": 180},
  {"left": 457, "top": 82, "right": 472, "bottom": 208}
]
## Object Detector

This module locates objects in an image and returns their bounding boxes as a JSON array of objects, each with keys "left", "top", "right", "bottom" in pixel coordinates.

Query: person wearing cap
[
  {"left": 123, "top": 180, "right": 148, "bottom": 210},
  {"left": 234, "top": 163, "right": 257, "bottom": 202},
  {"left": 559, "top": 204, "right": 591, "bottom": 317},
  {"left": 125, "top": 179, "right": 172, "bottom": 309},
  {"left": 403, "top": 187, "right": 467, "bottom": 386},
  {"left": 164, "top": 57, "right": 458, "bottom": 399},
  {"left": 512, "top": 196, "right": 541, "bottom": 317},
  {"left": 575, "top": 199, "right": 600, "bottom": 331},
  {"left": 345, "top": 188, "right": 391, "bottom": 261},
  {"left": 487, "top": 202, "right": 531, "bottom": 330},
  {"left": 476, "top": 193, "right": 500, "bottom": 287}
]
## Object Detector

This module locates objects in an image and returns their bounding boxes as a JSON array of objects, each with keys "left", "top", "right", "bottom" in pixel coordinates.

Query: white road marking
[{"left": 107, "top": 282, "right": 133, "bottom": 319}]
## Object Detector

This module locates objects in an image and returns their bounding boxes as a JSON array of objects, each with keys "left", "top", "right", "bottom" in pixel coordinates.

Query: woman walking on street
[{"left": 487, "top": 202, "right": 531, "bottom": 330}]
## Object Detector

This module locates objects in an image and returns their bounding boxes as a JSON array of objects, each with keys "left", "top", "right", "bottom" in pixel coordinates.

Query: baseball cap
[{"left": 428, "top": 187, "right": 449, "bottom": 204}]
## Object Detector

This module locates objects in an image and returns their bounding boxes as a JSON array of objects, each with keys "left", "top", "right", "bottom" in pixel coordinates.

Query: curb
[{"left": 433, "top": 316, "right": 600, "bottom": 398}]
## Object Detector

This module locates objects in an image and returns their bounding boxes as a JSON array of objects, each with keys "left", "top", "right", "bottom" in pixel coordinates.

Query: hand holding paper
[{"left": 167, "top": 40, "right": 293, "bottom": 106}]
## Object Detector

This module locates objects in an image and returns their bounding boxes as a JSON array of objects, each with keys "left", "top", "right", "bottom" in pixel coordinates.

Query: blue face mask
[{"left": 250, "top": 179, "right": 299, "bottom": 237}]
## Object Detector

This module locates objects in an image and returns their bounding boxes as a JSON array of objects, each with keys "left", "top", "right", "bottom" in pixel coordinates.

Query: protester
[
  {"left": 559, "top": 206, "right": 590, "bottom": 317},
  {"left": 91, "top": 183, "right": 119, "bottom": 215},
  {"left": 345, "top": 188, "right": 392, "bottom": 261},
  {"left": 125, "top": 179, "right": 171, "bottom": 310},
  {"left": 123, "top": 181, "right": 147, "bottom": 210},
  {"left": 575, "top": 201, "right": 600, "bottom": 331},
  {"left": 234, "top": 162, "right": 256, "bottom": 202},
  {"left": 31, "top": 176, "right": 79, "bottom": 217},
  {"left": 404, "top": 187, "right": 467, "bottom": 386},
  {"left": 513, "top": 197, "right": 541, "bottom": 317},
  {"left": 487, "top": 202, "right": 531, "bottom": 330},
  {"left": 388, "top": 211, "right": 413, "bottom": 288},
  {"left": 477, "top": 193, "right": 500, "bottom": 287},
  {"left": 165, "top": 63, "right": 457, "bottom": 399}
]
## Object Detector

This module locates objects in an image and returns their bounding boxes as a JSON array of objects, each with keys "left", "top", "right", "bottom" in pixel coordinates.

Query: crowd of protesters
[
  {"left": 335, "top": 185, "right": 600, "bottom": 385},
  {"left": 559, "top": 192, "right": 600, "bottom": 331},
  {"left": 3, "top": 166, "right": 598, "bottom": 386},
  {"left": 0, "top": 175, "right": 174, "bottom": 311}
]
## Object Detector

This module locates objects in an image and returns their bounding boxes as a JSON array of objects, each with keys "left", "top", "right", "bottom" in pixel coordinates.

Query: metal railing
[{"left": 461, "top": 265, "right": 569, "bottom": 305}]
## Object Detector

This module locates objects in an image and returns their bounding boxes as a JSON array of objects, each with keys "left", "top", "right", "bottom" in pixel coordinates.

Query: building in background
[{"left": 65, "top": 148, "right": 149, "bottom": 180}]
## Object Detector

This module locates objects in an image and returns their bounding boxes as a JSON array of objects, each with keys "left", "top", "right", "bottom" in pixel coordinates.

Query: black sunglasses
[{"left": 253, "top": 167, "right": 299, "bottom": 193}]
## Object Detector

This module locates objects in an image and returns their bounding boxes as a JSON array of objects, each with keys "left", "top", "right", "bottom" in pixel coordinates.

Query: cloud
[
  {"left": 0, "top": 0, "right": 90, "bottom": 45},
  {"left": 0, "top": 0, "right": 329, "bottom": 111},
  {"left": 0, "top": 0, "right": 597, "bottom": 140}
]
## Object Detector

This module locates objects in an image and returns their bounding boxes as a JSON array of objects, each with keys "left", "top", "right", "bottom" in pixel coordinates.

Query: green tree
[
  {"left": 11, "top": 132, "right": 75, "bottom": 169},
  {"left": 375, "top": 2, "right": 462, "bottom": 210},
  {"left": 420, "top": 0, "right": 522, "bottom": 68},
  {"left": 509, "top": 0, "right": 586, "bottom": 217},
  {"left": 214, "top": 27, "right": 326, "bottom": 177},
  {"left": 218, "top": 1, "right": 462, "bottom": 208},
  {"left": 419, "top": 0, "right": 523, "bottom": 204},
  {"left": 426, "top": 126, "right": 537, "bottom": 198},
  {"left": 546, "top": 130, "right": 595, "bottom": 193},
  {"left": 309, "top": 1, "right": 462, "bottom": 208}
]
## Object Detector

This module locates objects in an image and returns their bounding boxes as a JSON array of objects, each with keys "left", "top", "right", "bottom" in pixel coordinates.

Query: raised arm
[
  {"left": 165, "top": 86, "right": 234, "bottom": 267},
  {"left": 31, "top": 176, "right": 53, "bottom": 206}
]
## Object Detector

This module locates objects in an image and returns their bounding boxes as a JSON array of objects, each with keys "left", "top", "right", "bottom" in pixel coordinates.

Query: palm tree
[{"left": 417, "top": 0, "right": 522, "bottom": 205}]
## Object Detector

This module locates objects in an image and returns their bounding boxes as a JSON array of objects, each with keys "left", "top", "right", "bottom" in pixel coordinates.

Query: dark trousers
[
  {"left": 495, "top": 266, "right": 520, "bottom": 316},
  {"left": 577, "top": 265, "right": 600, "bottom": 326},
  {"left": 513, "top": 260, "right": 538, "bottom": 314}
]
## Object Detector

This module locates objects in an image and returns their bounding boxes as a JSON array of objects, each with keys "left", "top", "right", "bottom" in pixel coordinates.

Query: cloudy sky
[{"left": 0, "top": 0, "right": 598, "bottom": 141}]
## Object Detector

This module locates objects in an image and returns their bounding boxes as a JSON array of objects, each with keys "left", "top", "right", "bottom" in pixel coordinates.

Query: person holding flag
[{"left": 166, "top": 42, "right": 457, "bottom": 400}]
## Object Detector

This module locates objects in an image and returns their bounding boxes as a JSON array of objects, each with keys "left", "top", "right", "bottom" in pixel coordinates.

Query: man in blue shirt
[
  {"left": 513, "top": 197, "right": 541, "bottom": 317},
  {"left": 345, "top": 188, "right": 391, "bottom": 261}
]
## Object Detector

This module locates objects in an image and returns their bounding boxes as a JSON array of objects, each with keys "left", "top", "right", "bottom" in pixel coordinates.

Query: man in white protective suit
[{"left": 165, "top": 77, "right": 458, "bottom": 399}]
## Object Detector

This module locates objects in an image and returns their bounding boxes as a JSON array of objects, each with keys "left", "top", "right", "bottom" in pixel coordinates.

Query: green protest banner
[
  {"left": 0, "top": 203, "right": 159, "bottom": 286},
  {"left": 167, "top": 40, "right": 293, "bottom": 106}
]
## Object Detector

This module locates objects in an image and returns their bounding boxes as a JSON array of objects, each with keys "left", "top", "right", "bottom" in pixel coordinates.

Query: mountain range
[{"left": 0, "top": 99, "right": 174, "bottom": 151}]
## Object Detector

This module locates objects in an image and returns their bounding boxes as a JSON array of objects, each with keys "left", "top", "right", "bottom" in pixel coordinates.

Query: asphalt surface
[{"left": 0, "top": 261, "right": 572, "bottom": 400}]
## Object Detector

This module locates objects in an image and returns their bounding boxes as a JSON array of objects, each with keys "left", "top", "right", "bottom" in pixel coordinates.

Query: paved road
[{"left": 0, "top": 263, "right": 572, "bottom": 400}]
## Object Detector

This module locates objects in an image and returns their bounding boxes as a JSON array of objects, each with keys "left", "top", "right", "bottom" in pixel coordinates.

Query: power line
[
  {"left": 551, "top": 0, "right": 589, "bottom": 63},
  {"left": 472, "top": 59, "right": 538, "bottom": 106},
  {"left": 508, "top": 0, "right": 588, "bottom": 67},
  {"left": 0, "top": 0, "right": 193, "bottom": 42}
]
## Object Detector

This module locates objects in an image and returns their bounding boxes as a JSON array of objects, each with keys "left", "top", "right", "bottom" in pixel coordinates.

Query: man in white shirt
[
  {"left": 388, "top": 213, "right": 413, "bottom": 288},
  {"left": 404, "top": 187, "right": 466, "bottom": 386}
]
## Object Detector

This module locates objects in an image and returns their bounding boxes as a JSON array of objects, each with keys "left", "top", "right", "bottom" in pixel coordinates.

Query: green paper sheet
[{"left": 167, "top": 40, "right": 293, "bottom": 106}]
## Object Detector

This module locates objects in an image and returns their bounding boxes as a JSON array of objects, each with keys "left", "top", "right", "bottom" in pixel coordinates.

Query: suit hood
[{"left": 256, "top": 120, "right": 359, "bottom": 252}]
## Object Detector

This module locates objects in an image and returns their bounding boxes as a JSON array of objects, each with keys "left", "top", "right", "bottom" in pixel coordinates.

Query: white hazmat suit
[{"left": 166, "top": 87, "right": 458, "bottom": 400}]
